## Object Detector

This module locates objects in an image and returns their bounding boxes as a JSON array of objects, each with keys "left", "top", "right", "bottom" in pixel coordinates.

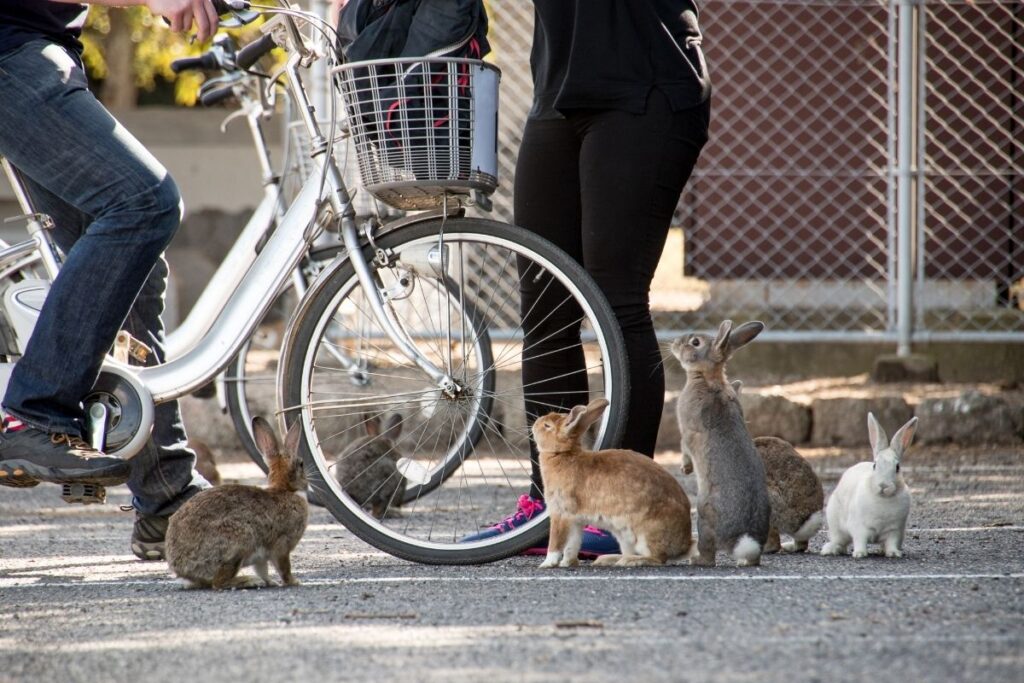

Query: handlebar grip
[
  {"left": 199, "top": 86, "right": 236, "bottom": 107},
  {"left": 235, "top": 33, "right": 277, "bottom": 70},
  {"left": 170, "top": 52, "right": 219, "bottom": 73},
  {"left": 212, "top": 0, "right": 250, "bottom": 13}
]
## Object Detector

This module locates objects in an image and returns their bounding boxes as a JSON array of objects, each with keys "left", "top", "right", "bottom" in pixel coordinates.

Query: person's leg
[
  {"left": 121, "top": 256, "right": 209, "bottom": 559},
  {"left": 4, "top": 47, "right": 209, "bottom": 546},
  {"left": 577, "top": 92, "right": 710, "bottom": 455},
  {"left": 0, "top": 41, "right": 182, "bottom": 489},
  {"left": 0, "top": 41, "right": 181, "bottom": 436},
  {"left": 512, "top": 116, "right": 585, "bottom": 499}
]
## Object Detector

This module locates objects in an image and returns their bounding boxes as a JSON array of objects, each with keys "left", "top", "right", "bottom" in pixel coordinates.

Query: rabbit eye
[
  {"left": 872, "top": 463, "right": 877, "bottom": 470},
  {"left": 896, "top": 464, "right": 900, "bottom": 472},
  {"left": 690, "top": 338, "right": 701, "bottom": 348}
]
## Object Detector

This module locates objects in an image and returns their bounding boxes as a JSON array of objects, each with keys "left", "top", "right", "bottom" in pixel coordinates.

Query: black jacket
[{"left": 530, "top": 0, "right": 710, "bottom": 118}]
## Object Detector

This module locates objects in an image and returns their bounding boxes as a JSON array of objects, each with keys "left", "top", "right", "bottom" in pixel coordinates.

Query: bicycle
[{"left": 0, "top": 0, "right": 630, "bottom": 565}]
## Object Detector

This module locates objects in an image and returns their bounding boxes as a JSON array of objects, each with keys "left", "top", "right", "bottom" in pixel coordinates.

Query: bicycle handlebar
[
  {"left": 236, "top": 34, "right": 277, "bottom": 70},
  {"left": 199, "top": 86, "right": 236, "bottom": 107},
  {"left": 170, "top": 52, "right": 219, "bottom": 73},
  {"left": 212, "top": 0, "right": 249, "bottom": 13}
]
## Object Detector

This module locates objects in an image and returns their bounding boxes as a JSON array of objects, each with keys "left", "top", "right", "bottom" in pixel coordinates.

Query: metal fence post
[{"left": 896, "top": 0, "right": 917, "bottom": 356}]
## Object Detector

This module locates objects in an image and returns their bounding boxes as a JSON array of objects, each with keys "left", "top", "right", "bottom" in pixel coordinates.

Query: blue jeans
[{"left": 0, "top": 40, "right": 208, "bottom": 515}]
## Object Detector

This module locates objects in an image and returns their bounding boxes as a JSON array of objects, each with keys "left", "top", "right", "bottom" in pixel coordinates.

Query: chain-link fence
[{"left": 483, "top": 0, "right": 1024, "bottom": 343}]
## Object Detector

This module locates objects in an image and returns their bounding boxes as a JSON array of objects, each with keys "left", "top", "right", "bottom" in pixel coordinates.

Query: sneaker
[
  {"left": 131, "top": 513, "right": 169, "bottom": 561},
  {"left": 461, "top": 494, "right": 621, "bottom": 558},
  {"left": 0, "top": 426, "right": 130, "bottom": 487},
  {"left": 521, "top": 525, "right": 621, "bottom": 559}
]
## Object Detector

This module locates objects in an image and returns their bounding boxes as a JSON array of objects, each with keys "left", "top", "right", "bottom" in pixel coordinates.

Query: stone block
[
  {"left": 739, "top": 393, "right": 811, "bottom": 444},
  {"left": 811, "top": 396, "right": 913, "bottom": 446},
  {"left": 914, "top": 391, "right": 1022, "bottom": 445},
  {"left": 871, "top": 353, "right": 940, "bottom": 383}
]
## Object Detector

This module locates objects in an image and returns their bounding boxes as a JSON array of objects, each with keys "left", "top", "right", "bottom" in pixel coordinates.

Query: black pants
[{"left": 515, "top": 90, "right": 709, "bottom": 496}]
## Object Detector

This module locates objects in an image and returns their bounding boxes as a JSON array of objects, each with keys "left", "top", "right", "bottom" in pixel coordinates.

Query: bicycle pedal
[{"left": 61, "top": 483, "right": 107, "bottom": 505}]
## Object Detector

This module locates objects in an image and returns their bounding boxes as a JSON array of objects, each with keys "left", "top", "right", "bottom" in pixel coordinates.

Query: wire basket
[{"left": 332, "top": 57, "right": 500, "bottom": 211}]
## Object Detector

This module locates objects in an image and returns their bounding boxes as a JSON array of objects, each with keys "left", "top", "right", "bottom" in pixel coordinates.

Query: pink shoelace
[
  {"left": 494, "top": 494, "right": 609, "bottom": 537},
  {"left": 495, "top": 494, "right": 546, "bottom": 531}
]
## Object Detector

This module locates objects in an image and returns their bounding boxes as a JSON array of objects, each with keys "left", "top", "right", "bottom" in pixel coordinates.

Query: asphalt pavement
[{"left": 1, "top": 445, "right": 1022, "bottom": 683}]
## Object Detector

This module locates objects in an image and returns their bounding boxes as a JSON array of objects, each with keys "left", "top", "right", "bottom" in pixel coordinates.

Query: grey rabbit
[
  {"left": 166, "top": 417, "right": 308, "bottom": 589},
  {"left": 672, "top": 320, "right": 771, "bottom": 567},
  {"left": 334, "top": 413, "right": 406, "bottom": 519}
]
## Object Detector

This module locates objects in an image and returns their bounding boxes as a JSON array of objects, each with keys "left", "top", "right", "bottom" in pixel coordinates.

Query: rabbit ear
[
  {"left": 889, "top": 416, "right": 918, "bottom": 461},
  {"left": 562, "top": 404, "right": 589, "bottom": 434},
  {"left": 252, "top": 416, "right": 280, "bottom": 461},
  {"left": 725, "top": 321, "right": 765, "bottom": 354},
  {"left": 731, "top": 380, "right": 743, "bottom": 397},
  {"left": 364, "top": 414, "right": 381, "bottom": 437},
  {"left": 384, "top": 413, "right": 403, "bottom": 439},
  {"left": 867, "top": 412, "right": 888, "bottom": 456},
  {"left": 713, "top": 320, "right": 733, "bottom": 353},
  {"left": 284, "top": 418, "right": 303, "bottom": 458},
  {"left": 581, "top": 398, "right": 609, "bottom": 428}
]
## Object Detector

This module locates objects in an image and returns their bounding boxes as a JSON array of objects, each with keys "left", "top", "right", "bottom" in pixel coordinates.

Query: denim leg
[
  {"left": 14, "top": 179, "right": 209, "bottom": 514},
  {"left": 0, "top": 40, "right": 181, "bottom": 436},
  {"left": 0, "top": 40, "right": 207, "bottom": 512}
]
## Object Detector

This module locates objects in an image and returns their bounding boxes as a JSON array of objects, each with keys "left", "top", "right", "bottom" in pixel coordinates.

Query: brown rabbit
[
  {"left": 166, "top": 417, "right": 308, "bottom": 589},
  {"left": 334, "top": 413, "right": 406, "bottom": 519},
  {"left": 754, "top": 436, "right": 824, "bottom": 553},
  {"left": 534, "top": 399, "right": 692, "bottom": 568},
  {"left": 190, "top": 438, "right": 222, "bottom": 487}
]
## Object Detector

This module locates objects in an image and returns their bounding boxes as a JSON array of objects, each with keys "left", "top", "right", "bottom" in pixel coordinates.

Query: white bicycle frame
[{"left": 0, "top": 19, "right": 460, "bottom": 457}]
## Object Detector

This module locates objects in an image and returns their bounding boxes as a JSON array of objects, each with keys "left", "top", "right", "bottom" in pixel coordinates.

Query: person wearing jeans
[
  {"left": 0, "top": 0, "right": 219, "bottom": 560},
  {"left": 463, "top": 1, "right": 711, "bottom": 555}
]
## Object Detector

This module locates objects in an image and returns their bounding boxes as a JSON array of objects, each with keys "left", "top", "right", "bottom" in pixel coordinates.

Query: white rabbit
[{"left": 821, "top": 413, "right": 916, "bottom": 559}]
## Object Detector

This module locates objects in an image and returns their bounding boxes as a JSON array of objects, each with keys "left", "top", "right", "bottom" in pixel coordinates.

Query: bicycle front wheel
[{"left": 281, "top": 217, "right": 629, "bottom": 564}]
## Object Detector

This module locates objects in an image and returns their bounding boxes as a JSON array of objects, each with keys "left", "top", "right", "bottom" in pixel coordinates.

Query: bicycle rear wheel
[{"left": 281, "top": 217, "right": 629, "bottom": 564}]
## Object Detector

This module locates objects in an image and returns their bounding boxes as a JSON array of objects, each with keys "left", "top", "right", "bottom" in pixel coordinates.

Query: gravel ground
[{"left": 1, "top": 445, "right": 1022, "bottom": 683}]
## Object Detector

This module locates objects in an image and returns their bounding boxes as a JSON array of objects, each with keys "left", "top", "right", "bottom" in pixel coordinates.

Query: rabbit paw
[
  {"left": 820, "top": 542, "right": 843, "bottom": 556},
  {"left": 689, "top": 555, "right": 715, "bottom": 567},
  {"left": 557, "top": 556, "right": 579, "bottom": 568},
  {"left": 852, "top": 549, "right": 869, "bottom": 559},
  {"left": 539, "top": 552, "right": 562, "bottom": 569},
  {"left": 781, "top": 540, "right": 808, "bottom": 553},
  {"left": 885, "top": 548, "right": 903, "bottom": 558}
]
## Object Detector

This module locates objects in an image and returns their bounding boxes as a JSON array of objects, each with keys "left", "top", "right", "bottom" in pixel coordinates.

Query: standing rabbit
[
  {"left": 821, "top": 413, "right": 916, "bottom": 559},
  {"left": 754, "top": 436, "right": 824, "bottom": 553},
  {"left": 334, "top": 413, "right": 406, "bottom": 519},
  {"left": 672, "top": 320, "right": 770, "bottom": 567},
  {"left": 166, "top": 417, "right": 308, "bottom": 589},
  {"left": 534, "top": 398, "right": 692, "bottom": 568}
]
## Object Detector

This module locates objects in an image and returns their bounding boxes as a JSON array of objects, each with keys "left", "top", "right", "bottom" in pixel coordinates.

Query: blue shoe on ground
[{"left": 461, "top": 495, "right": 621, "bottom": 558}]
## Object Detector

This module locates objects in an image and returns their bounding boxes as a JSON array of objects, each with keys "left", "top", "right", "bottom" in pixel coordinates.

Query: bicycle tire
[
  {"left": 281, "top": 217, "right": 629, "bottom": 565},
  {"left": 224, "top": 245, "right": 497, "bottom": 492}
]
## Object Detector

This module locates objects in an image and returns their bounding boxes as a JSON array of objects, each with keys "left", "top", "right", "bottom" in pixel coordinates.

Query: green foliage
[{"left": 81, "top": 7, "right": 277, "bottom": 106}]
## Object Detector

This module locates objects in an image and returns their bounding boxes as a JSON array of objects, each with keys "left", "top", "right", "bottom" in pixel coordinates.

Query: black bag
[
  {"left": 337, "top": 0, "right": 489, "bottom": 61},
  {"left": 336, "top": 0, "right": 490, "bottom": 181}
]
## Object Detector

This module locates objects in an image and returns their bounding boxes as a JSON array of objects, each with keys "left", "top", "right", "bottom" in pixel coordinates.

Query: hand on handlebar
[{"left": 149, "top": 0, "right": 220, "bottom": 43}]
